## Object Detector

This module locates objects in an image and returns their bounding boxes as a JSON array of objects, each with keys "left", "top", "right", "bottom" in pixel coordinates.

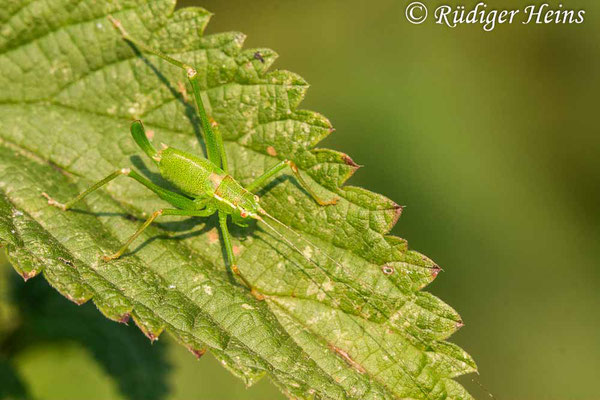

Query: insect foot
[
  {"left": 284, "top": 160, "right": 340, "bottom": 206},
  {"left": 107, "top": 15, "right": 125, "bottom": 37},
  {"left": 186, "top": 67, "right": 197, "bottom": 79},
  {"left": 101, "top": 253, "right": 121, "bottom": 262},
  {"left": 250, "top": 289, "right": 266, "bottom": 301},
  {"left": 41, "top": 192, "right": 67, "bottom": 211},
  {"left": 319, "top": 196, "right": 339, "bottom": 206},
  {"left": 232, "top": 264, "right": 265, "bottom": 301}
]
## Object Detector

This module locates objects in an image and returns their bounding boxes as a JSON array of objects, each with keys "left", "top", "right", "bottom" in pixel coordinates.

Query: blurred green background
[{"left": 2, "top": 0, "right": 599, "bottom": 399}]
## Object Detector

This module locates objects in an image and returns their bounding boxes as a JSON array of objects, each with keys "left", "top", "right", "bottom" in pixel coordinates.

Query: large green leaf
[{"left": 0, "top": 1, "right": 476, "bottom": 398}]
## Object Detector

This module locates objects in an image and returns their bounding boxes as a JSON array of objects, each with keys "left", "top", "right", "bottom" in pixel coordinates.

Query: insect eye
[{"left": 240, "top": 211, "right": 248, "bottom": 218}]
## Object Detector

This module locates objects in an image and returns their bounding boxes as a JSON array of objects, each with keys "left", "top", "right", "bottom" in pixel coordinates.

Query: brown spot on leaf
[
  {"left": 431, "top": 265, "right": 442, "bottom": 279},
  {"left": 58, "top": 257, "right": 75, "bottom": 268},
  {"left": 329, "top": 344, "right": 366, "bottom": 374},
  {"left": 456, "top": 320, "right": 465, "bottom": 329},
  {"left": 207, "top": 228, "right": 219, "bottom": 244},
  {"left": 232, "top": 245, "right": 241, "bottom": 256},
  {"left": 253, "top": 51, "right": 265, "bottom": 63},
  {"left": 266, "top": 146, "right": 277, "bottom": 156},
  {"left": 381, "top": 264, "right": 395, "bottom": 276}
]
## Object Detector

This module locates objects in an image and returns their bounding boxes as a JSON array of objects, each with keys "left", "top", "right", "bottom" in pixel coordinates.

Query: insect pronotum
[{"left": 42, "top": 16, "right": 340, "bottom": 299}]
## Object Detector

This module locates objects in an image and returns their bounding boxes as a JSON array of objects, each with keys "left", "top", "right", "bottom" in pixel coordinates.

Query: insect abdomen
[{"left": 158, "top": 147, "right": 223, "bottom": 196}]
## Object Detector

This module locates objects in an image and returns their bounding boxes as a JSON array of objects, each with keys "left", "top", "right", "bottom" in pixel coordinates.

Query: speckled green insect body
[
  {"left": 141, "top": 133, "right": 263, "bottom": 222},
  {"left": 42, "top": 17, "right": 337, "bottom": 297}
]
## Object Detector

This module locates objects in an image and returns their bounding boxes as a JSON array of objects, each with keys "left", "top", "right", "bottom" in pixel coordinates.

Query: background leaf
[
  {"left": 0, "top": 264, "right": 169, "bottom": 400},
  {"left": 0, "top": 1, "right": 474, "bottom": 398}
]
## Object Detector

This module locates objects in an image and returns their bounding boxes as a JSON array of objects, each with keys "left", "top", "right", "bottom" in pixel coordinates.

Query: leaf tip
[
  {"left": 118, "top": 313, "right": 131, "bottom": 325},
  {"left": 146, "top": 332, "right": 159, "bottom": 343},
  {"left": 66, "top": 294, "right": 88, "bottom": 306},
  {"left": 20, "top": 270, "right": 39, "bottom": 281},
  {"left": 132, "top": 316, "right": 164, "bottom": 343},
  {"left": 342, "top": 154, "right": 360, "bottom": 169},
  {"left": 187, "top": 346, "right": 207, "bottom": 359},
  {"left": 390, "top": 203, "right": 405, "bottom": 227}
]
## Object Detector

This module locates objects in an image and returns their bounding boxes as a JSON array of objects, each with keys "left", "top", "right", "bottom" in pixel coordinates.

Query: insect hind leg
[
  {"left": 43, "top": 167, "right": 197, "bottom": 211},
  {"left": 43, "top": 168, "right": 132, "bottom": 211},
  {"left": 108, "top": 16, "right": 225, "bottom": 171}
]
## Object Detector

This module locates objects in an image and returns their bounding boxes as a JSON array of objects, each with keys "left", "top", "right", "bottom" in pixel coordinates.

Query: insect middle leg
[
  {"left": 245, "top": 160, "right": 338, "bottom": 206},
  {"left": 218, "top": 212, "right": 264, "bottom": 299}
]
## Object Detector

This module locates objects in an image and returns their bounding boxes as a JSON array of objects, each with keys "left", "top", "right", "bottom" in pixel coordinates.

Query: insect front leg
[
  {"left": 103, "top": 207, "right": 215, "bottom": 261},
  {"left": 245, "top": 160, "right": 338, "bottom": 206},
  {"left": 218, "top": 212, "right": 264, "bottom": 300}
]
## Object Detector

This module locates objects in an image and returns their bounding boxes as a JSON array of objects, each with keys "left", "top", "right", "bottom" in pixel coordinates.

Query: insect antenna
[
  {"left": 257, "top": 217, "right": 324, "bottom": 269},
  {"left": 259, "top": 211, "right": 344, "bottom": 270}
]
